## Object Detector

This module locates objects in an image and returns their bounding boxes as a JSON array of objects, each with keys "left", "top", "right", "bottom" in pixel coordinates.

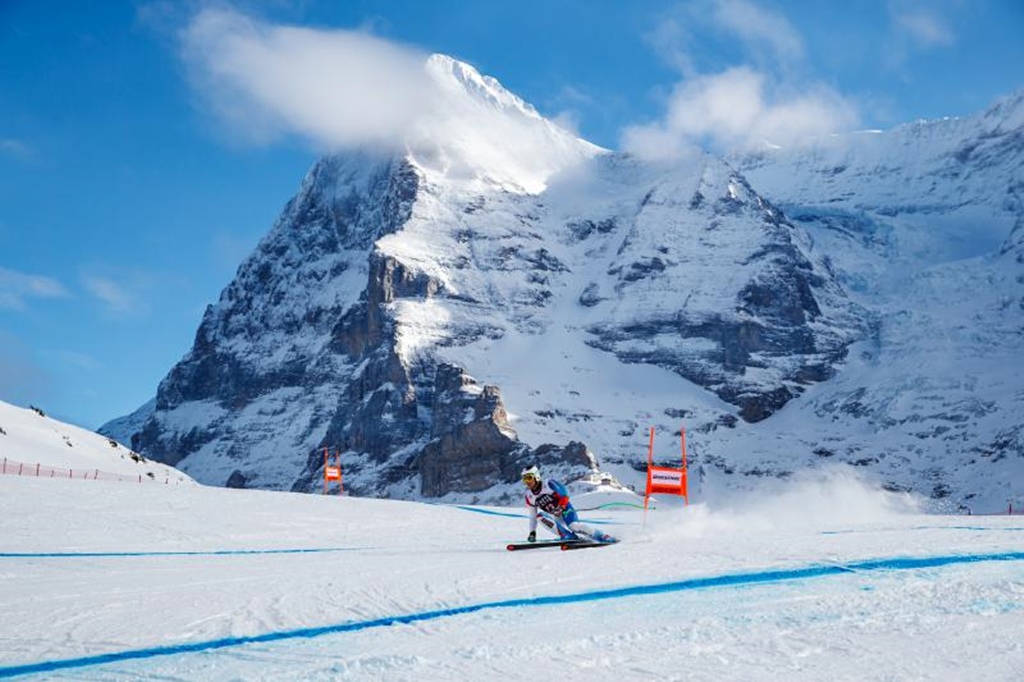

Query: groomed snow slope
[{"left": 1, "top": 469, "right": 1021, "bottom": 680}]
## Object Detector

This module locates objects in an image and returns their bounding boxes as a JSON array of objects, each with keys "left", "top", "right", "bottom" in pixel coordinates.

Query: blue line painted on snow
[
  {"left": 1, "top": 550, "right": 1022, "bottom": 679},
  {"left": 912, "top": 525, "right": 1024, "bottom": 532},
  {"left": 821, "top": 525, "right": 1024, "bottom": 536},
  {"left": 0, "top": 547, "right": 355, "bottom": 559},
  {"left": 576, "top": 502, "right": 647, "bottom": 512},
  {"left": 452, "top": 505, "right": 620, "bottom": 526},
  {"left": 452, "top": 505, "right": 523, "bottom": 518}
]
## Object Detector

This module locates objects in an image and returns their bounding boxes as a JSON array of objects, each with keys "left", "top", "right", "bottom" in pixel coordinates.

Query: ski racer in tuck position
[{"left": 521, "top": 465, "right": 616, "bottom": 544}]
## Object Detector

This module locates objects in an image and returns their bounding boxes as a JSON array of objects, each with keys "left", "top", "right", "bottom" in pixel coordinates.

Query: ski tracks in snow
[{"left": 3, "top": 480, "right": 1023, "bottom": 679}]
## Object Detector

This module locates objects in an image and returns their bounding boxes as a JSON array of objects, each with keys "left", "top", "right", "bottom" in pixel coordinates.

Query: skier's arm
[{"left": 549, "top": 480, "right": 571, "bottom": 514}]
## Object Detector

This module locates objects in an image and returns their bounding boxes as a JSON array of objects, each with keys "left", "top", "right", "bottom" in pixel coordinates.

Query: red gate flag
[
  {"left": 644, "top": 426, "right": 689, "bottom": 512},
  {"left": 323, "top": 448, "right": 343, "bottom": 495}
]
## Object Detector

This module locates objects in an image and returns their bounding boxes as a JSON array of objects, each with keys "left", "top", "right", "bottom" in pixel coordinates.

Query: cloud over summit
[
  {"left": 624, "top": 0, "right": 860, "bottom": 157},
  {"left": 179, "top": 8, "right": 596, "bottom": 191}
]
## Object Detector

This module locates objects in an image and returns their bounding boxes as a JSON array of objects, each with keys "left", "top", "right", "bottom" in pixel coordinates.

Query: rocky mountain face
[
  {"left": 102, "top": 60, "right": 1023, "bottom": 511},
  {"left": 721, "top": 91, "right": 1024, "bottom": 511},
  {"left": 574, "top": 156, "right": 864, "bottom": 423}
]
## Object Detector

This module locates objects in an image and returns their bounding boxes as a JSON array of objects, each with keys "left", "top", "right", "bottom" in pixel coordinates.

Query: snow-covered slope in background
[
  {"left": 735, "top": 90, "right": 1024, "bottom": 268},
  {"left": 0, "top": 398, "right": 192, "bottom": 485}
]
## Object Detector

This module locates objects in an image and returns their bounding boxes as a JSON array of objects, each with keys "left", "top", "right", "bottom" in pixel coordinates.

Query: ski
[
  {"left": 560, "top": 539, "right": 618, "bottom": 551},
  {"left": 506, "top": 539, "right": 590, "bottom": 551}
]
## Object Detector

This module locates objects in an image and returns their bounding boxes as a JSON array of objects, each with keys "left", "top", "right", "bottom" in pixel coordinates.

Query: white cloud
[
  {"left": 82, "top": 275, "right": 139, "bottom": 315},
  {"left": 892, "top": 8, "right": 955, "bottom": 48},
  {"left": 178, "top": 8, "right": 597, "bottom": 191},
  {"left": 180, "top": 7, "right": 433, "bottom": 149},
  {"left": 647, "top": 0, "right": 802, "bottom": 73},
  {"left": 645, "top": 17, "right": 696, "bottom": 77},
  {"left": 711, "top": 0, "right": 804, "bottom": 62},
  {"left": 0, "top": 267, "right": 67, "bottom": 311},
  {"left": 624, "top": 1, "right": 859, "bottom": 158},
  {"left": 623, "top": 67, "right": 858, "bottom": 157}
]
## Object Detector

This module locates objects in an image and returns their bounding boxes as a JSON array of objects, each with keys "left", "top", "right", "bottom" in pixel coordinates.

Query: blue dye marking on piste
[
  {"left": 452, "top": 505, "right": 620, "bottom": 526},
  {"left": 1, "top": 550, "right": 1022, "bottom": 679},
  {"left": 452, "top": 505, "right": 523, "bottom": 519},
  {"left": 911, "top": 525, "right": 1024, "bottom": 532},
  {"left": 821, "top": 525, "right": 1024, "bottom": 536},
  {"left": 0, "top": 547, "right": 354, "bottom": 559}
]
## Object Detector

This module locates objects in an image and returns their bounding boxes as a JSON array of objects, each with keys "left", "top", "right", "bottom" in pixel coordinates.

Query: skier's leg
[
  {"left": 541, "top": 511, "right": 578, "bottom": 539},
  {"left": 555, "top": 516, "right": 577, "bottom": 539},
  {"left": 538, "top": 514, "right": 564, "bottom": 538},
  {"left": 566, "top": 520, "right": 617, "bottom": 543}
]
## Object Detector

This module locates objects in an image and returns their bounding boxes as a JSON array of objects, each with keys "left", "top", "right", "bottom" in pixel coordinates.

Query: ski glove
[{"left": 527, "top": 530, "right": 536, "bottom": 543}]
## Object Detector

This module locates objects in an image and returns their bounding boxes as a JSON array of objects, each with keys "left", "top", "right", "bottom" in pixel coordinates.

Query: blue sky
[{"left": 2, "top": 0, "right": 1022, "bottom": 429}]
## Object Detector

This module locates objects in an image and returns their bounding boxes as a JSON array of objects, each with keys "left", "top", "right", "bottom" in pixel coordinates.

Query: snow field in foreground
[{"left": 0, "top": 471, "right": 1022, "bottom": 680}]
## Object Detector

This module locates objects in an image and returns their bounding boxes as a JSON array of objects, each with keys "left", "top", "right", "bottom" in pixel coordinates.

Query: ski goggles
[{"left": 521, "top": 473, "right": 537, "bottom": 484}]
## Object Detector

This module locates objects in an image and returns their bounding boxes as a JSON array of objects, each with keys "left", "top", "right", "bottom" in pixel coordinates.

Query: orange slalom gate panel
[
  {"left": 643, "top": 425, "right": 690, "bottom": 510},
  {"left": 323, "top": 448, "right": 344, "bottom": 494},
  {"left": 647, "top": 465, "right": 687, "bottom": 496}
]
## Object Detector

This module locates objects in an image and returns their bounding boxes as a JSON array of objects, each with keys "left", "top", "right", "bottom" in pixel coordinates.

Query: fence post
[{"left": 35, "top": 463, "right": 39, "bottom": 476}]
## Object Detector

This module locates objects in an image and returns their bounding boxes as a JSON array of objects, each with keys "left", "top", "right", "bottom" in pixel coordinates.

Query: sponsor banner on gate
[
  {"left": 650, "top": 468, "right": 683, "bottom": 484},
  {"left": 648, "top": 465, "right": 686, "bottom": 494}
]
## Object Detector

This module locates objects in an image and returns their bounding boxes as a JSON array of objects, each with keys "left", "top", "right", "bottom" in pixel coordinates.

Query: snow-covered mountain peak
[
  {"left": 405, "top": 54, "right": 603, "bottom": 193},
  {"left": 425, "top": 54, "right": 540, "bottom": 122}
]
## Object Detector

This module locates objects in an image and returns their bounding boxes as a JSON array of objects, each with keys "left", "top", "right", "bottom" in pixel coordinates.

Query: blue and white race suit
[{"left": 525, "top": 478, "right": 611, "bottom": 542}]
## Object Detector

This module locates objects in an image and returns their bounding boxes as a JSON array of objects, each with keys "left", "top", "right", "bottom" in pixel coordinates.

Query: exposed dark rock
[
  {"left": 578, "top": 283, "right": 604, "bottom": 307},
  {"left": 418, "top": 364, "right": 593, "bottom": 497}
]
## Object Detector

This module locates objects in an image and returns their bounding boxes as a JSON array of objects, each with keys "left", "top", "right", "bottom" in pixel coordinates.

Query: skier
[{"left": 521, "top": 465, "right": 616, "bottom": 544}]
